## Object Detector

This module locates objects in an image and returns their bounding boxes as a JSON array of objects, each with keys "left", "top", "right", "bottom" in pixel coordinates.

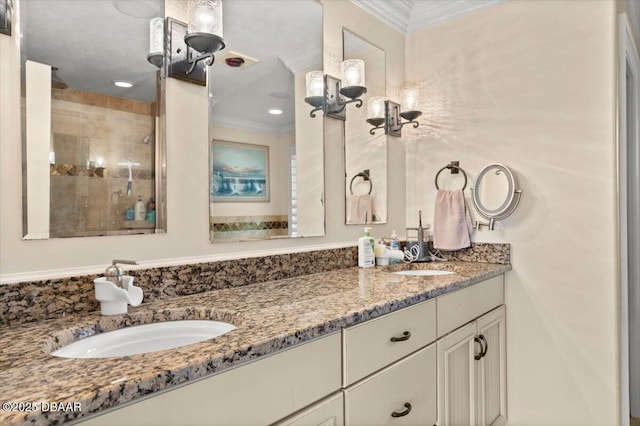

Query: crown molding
[
  {"left": 349, "top": 0, "right": 414, "bottom": 34},
  {"left": 349, "top": 0, "right": 508, "bottom": 35}
]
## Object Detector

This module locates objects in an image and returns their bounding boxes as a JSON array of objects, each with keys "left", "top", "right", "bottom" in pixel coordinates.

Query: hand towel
[
  {"left": 348, "top": 194, "right": 373, "bottom": 224},
  {"left": 433, "top": 189, "right": 473, "bottom": 251}
]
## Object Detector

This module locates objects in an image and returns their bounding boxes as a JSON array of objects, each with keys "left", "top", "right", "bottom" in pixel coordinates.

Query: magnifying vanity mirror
[
  {"left": 343, "top": 29, "right": 387, "bottom": 225},
  {"left": 208, "top": 0, "right": 324, "bottom": 241},
  {"left": 20, "top": 0, "right": 166, "bottom": 239},
  {"left": 470, "top": 163, "right": 522, "bottom": 230}
]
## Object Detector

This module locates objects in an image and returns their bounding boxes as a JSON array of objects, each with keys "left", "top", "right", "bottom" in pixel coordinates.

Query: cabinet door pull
[
  {"left": 391, "top": 402, "right": 412, "bottom": 417},
  {"left": 474, "top": 336, "right": 485, "bottom": 360},
  {"left": 479, "top": 334, "right": 488, "bottom": 358},
  {"left": 390, "top": 331, "right": 411, "bottom": 342}
]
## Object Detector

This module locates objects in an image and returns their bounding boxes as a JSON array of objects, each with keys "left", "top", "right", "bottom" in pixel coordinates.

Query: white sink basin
[
  {"left": 392, "top": 270, "right": 455, "bottom": 276},
  {"left": 51, "top": 320, "right": 236, "bottom": 358}
]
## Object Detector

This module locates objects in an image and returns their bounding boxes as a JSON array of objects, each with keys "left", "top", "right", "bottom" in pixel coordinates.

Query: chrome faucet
[
  {"left": 96, "top": 260, "right": 142, "bottom": 315},
  {"left": 406, "top": 210, "right": 431, "bottom": 262}
]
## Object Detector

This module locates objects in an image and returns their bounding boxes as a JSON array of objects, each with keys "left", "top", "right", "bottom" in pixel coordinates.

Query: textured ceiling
[
  {"left": 349, "top": 0, "right": 508, "bottom": 34},
  {"left": 22, "top": 0, "right": 163, "bottom": 102}
]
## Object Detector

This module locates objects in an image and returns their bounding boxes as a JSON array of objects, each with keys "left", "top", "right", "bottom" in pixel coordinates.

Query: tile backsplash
[{"left": 0, "top": 243, "right": 509, "bottom": 326}]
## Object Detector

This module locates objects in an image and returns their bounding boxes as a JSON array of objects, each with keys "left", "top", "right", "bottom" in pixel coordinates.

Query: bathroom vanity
[{"left": 0, "top": 261, "right": 509, "bottom": 426}]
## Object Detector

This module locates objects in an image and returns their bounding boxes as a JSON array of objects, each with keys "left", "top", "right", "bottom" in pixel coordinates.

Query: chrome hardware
[
  {"left": 390, "top": 331, "right": 411, "bottom": 342},
  {"left": 391, "top": 402, "right": 412, "bottom": 417}
]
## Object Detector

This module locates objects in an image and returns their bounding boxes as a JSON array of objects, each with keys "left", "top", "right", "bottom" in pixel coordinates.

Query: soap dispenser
[{"left": 358, "top": 227, "right": 375, "bottom": 268}]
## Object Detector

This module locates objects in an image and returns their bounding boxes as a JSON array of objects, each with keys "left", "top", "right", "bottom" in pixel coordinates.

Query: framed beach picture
[{"left": 211, "top": 140, "right": 270, "bottom": 202}]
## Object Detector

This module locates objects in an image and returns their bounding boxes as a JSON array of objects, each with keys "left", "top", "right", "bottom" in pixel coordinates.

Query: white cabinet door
[
  {"left": 437, "top": 307, "right": 507, "bottom": 426},
  {"left": 437, "top": 322, "right": 479, "bottom": 426},
  {"left": 476, "top": 306, "right": 507, "bottom": 426},
  {"left": 344, "top": 344, "right": 437, "bottom": 426}
]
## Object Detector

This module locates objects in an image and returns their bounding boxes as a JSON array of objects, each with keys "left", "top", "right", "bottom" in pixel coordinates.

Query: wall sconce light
[
  {"left": 166, "top": 0, "right": 225, "bottom": 86},
  {"left": 367, "top": 87, "right": 422, "bottom": 137},
  {"left": 184, "top": 0, "right": 225, "bottom": 74},
  {"left": 147, "top": 17, "right": 164, "bottom": 68},
  {"left": 304, "top": 59, "right": 367, "bottom": 120}
]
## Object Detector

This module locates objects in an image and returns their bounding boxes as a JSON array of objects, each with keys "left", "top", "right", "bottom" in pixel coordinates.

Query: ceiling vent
[{"left": 216, "top": 51, "right": 258, "bottom": 69}]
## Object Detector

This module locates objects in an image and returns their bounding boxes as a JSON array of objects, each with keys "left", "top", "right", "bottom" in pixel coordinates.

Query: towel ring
[
  {"left": 435, "top": 163, "right": 468, "bottom": 190},
  {"left": 350, "top": 171, "right": 372, "bottom": 195}
]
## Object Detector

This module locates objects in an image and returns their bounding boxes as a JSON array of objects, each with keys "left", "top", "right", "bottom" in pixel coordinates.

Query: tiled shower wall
[{"left": 48, "top": 87, "right": 156, "bottom": 237}]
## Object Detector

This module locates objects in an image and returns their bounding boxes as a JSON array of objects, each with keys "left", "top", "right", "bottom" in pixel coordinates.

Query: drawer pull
[
  {"left": 474, "top": 336, "right": 484, "bottom": 360},
  {"left": 390, "top": 331, "right": 411, "bottom": 342},
  {"left": 391, "top": 402, "right": 412, "bottom": 417},
  {"left": 479, "top": 334, "right": 488, "bottom": 358}
]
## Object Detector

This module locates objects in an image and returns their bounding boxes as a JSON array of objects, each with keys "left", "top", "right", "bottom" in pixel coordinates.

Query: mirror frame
[{"left": 471, "top": 163, "right": 522, "bottom": 226}]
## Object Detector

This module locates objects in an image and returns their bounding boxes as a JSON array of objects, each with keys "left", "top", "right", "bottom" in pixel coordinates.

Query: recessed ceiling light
[
  {"left": 113, "top": 81, "right": 134, "bottom": 88},
  {"left": 268, "top": 109, "right": 283, "bottom": 115}
]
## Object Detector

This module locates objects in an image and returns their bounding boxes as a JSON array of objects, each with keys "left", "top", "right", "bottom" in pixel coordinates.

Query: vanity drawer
[
  {"left": 342, "top": 299, "right": 436, "bottom": 386},
  {"left": 436, "top": 275, "right": 504, "bottom": 337},
  {"left": 343, "top": 343, "right": 437, "bottom": 426}
]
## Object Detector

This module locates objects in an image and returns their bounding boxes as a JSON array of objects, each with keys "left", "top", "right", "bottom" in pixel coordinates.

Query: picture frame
[
  {"left": 210, "top": 140, "right": 270, "bottom": 202},
  {"left": 0, "top": 0, "right": 12, "bottom": 36}
]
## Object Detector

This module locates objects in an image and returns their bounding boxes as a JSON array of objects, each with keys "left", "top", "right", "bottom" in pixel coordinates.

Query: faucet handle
[{"left": 105, "top": 260, "right": 138, "bottom": 286}]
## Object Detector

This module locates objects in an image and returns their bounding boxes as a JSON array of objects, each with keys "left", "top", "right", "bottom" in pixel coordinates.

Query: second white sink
[
  {"left": 392, "top": 270, "right": 455, "bottom": 276},
  {"left": 51, "top": 320, "right": 236, "bottom": 358}
]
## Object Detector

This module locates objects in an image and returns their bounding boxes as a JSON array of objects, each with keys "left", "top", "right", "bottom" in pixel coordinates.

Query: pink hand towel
[
  {"left": 433, "top": 189, "right": 473, "bottom": 251},
  {"left": 348, "top": 194, "right": 373, "bottom": 224}
]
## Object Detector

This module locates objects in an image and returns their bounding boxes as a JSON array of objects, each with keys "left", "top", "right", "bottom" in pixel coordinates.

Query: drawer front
[
  {"left": 343, "top": 299, "right": 436, "bottom": 386},
  {"left": 79, "top": 332, "right": 342, "bottom": 426},
  {"left": 274, "top": 392, "right": 344, "bottom": 426},
  {"left": 344, "top": 343, "right": 437, "bottom": 426},
  {"left": 436, "top": 275, "right": 504, "bottom": 337}
]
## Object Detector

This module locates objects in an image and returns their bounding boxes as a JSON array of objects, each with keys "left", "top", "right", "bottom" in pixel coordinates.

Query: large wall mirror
[
  {"left": 20, "top": 0, "right": 166, "bottom": 239},
  {"left": 343, "top": 29, "right": 387, "bottom": 225},
  {"left": 209, "top": 0, "right": 324, "bottom": 241}
]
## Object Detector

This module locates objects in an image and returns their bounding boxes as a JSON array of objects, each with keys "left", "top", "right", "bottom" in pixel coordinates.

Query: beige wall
[
  {"left": 405, "top": 1, "right": 618, "bottom": 425},
  {"left": 0, "top": 0, "right": 406, "bottom": 280}
]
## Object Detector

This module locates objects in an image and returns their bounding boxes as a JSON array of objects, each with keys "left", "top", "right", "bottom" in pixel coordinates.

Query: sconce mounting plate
[
  {"left": 166, "top": 18, "right": 207, "bottom": 86},
  {"left": 386, "top": 100, "right": 402, "bottom": 137},
  {"left": 325, "top": 75, "right": 346, "bottom": 121}
]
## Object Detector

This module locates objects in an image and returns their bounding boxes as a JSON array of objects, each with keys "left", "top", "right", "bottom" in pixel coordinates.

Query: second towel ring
[
  {"left": 350, "top": 171, "right": 372, "bottom": 195},
  {"left": 435, "top": 163, "right": 468, "bottom": 190}
]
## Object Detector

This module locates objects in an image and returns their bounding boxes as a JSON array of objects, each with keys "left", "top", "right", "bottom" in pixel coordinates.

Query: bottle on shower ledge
[{"left": 134, "top": 196, "right": 146, "bottom": 221}]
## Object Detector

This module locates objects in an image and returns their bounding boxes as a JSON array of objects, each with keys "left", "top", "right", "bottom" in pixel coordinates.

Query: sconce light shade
[
  {"left": 366, "top": 96, "right": 386, "bottom": 127},
  {"left": 400, "top": 87, "right": 422, "bottom": 122},
  {"left": 185, "top": 0, "right": 225, "bottom": 53},
  {"left": 147, "top": 17, "right": 164, "bottom": 68},
  {"left": 305, "top": 70, "right": 325, "bottom": 108},
  {"left": 340, "top": 59, "right": 366, "bottom": 100}
]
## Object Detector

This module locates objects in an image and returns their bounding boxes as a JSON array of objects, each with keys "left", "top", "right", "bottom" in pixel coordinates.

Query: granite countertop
[{"left": 0, "top": 261, "right": 510, "bottom": 426}]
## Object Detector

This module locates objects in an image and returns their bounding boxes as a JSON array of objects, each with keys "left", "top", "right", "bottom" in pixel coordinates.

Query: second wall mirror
[
  {"left": 343, "top": 29, "right": 387, "bottom": 225},
  {"left": 208, "top": 0, "right": 324, "bottom": 241}
]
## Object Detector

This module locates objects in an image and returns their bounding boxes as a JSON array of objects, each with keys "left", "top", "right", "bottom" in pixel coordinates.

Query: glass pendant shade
[
  {"left": 341, "top": 59, "right": 365, "bottom": 88},
  {"left": 149, "top": 17, "right": 164, "bottom": 55},
  {"left": 147, "top": 17, "right": 164, "bottom": 67},
  {"left": 367, "top": 96, "right": 385, "bottom": 120},
  {"left": 185, "top": 0, "right": 225, "bottom": 54},
  {"left": 401, "top": 87, "right": 419, "bottom": 112},
  {"left": 305, "top": 71, "right": 324, "bottom": 98},
  {"left": 188, "top": 0, "right": 223, "bottom": 37}
]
